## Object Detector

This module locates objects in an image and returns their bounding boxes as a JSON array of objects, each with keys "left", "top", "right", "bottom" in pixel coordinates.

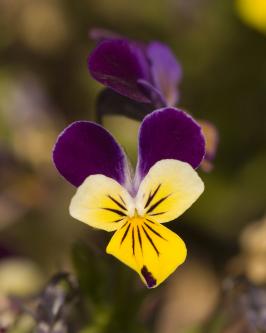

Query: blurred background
[{"left": 0, "top": 0, "right": 266, "bottom": 332}]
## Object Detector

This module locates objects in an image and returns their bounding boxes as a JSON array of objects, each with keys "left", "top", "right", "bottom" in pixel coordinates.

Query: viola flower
[
  {"left": 88, "top": 36, "right": 182, "bottom": 108},
  {"left": 53, "top": 108, "right": 205, "bottom": 288},
  {"left": 88, "top": 33, "right": 218, "bottom": 171}
]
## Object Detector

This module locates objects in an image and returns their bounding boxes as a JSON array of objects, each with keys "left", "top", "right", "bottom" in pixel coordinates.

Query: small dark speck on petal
[{"left": 141, "top": 265, "right": 156, "bottom": 288}]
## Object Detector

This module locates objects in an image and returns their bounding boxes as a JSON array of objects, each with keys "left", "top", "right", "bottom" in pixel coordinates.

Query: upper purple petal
[
  {"left": 53, "top": 121, "right": 128, "bottom": 187},
  {"left": 136, "top": 108, "right": 205, "bottom": 181},
  {"left": 88, "top": 39, "right": 152, "bottom": 103},
  {"left": 147, "top": 42, "right": 182, "bottom": 106}
]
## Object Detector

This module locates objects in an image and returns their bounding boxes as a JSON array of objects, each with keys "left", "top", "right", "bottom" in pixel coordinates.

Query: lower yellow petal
[
  {"left": 136, "top": 159, "right": 204, "bottom": 224},
  {"left": 69, "top": 175, "right": 134, "bottom": 231},
  {"left": 106, "top": 217, "right": 187, "bottom": 288}
]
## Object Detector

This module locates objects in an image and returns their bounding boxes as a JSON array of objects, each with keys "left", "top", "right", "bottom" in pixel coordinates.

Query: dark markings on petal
[
  {"left": 149, "top": 212, "right": 166, "bottom": 216},
  {"left": 144, "top": 222, "right": 166, "bottom": 240},
  {"left": 107, "top": 194, "right": 127, "bottom": 211},
  {"left": 112, "top": 218, "right": 124, "bottom": 223},
  {"left": 120, "top": 223, "right": 131, "bottom": 246},
  {"left": 145, "top": 218, "right": 155, "bottom": 224},
  {"left": 120, "top": 220, "right": 129, "bottom": 229},
  {"left": 132, "top": 226, "right": 135, "bottom": 255},
  {"left": 102, "top": 207, "right": 126, "bottom": 216},
  {"left": 144, "top": 184, "right": 161, "bottom": 209},
  {"left": 119, "top": 195, "right": 126, "bottom": 206},
  {"left": 142, "top": 226, "right": 160, "bottom": 256},
  {"left": 141, "top": 266, "right": 156, "bottom": 288},
  {"left": 146, "top": 194, "right": 171, "bottom": 214},
  {"left": 137, "top": 226, "right": 143, "bottom": 253}
]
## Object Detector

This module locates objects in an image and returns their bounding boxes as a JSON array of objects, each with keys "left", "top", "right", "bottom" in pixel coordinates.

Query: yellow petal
[
  {"left": 69, "top": 175, "right": 134, "bottom": 231},
  {"left": 136, "top": 159, "right": 204, "bottom": 223},
  {"left": 106, "top": 216, "right": 187, "bottom": 288}
]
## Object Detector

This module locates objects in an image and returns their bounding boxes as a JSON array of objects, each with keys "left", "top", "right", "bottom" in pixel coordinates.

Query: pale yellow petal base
[{"left": 136, "top": 159, "right": 204, "bottom": 223}]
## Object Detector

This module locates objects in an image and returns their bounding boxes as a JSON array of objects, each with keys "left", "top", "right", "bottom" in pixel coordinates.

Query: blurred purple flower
[
  {"left": 53, "top": 108, "right": 205, "bottom": 288},
  {"left": 88, "top": 31, "right": 218, "bottom": 171},
  {"left": 225, "top": 277, "right": 266, "bottom": 332},
  {"left": 243, "top": 285, "right": 266, "bottom": 331},
  {"left": 88, "top": 35, "right": 182, "bottom": 108}
]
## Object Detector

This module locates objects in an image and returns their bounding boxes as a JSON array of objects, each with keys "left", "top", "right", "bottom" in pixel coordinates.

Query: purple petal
[
  {"left": 198, "top": 120, "right": 219, "bottom": 172},
  {"left": 137, "top": 79, "right": 166, "bottom": 108},
  {"left": 53, "top": 121, "right": 128, "bottom": 187},
  {"left": 136, "top": 108, "right": 205, "bottom": 181},
  {"left": 147, "top": 42, "right": 182, "bottom": 106},
  {"left": 88, "top": 39, "right": 152, "bottom": 103}
]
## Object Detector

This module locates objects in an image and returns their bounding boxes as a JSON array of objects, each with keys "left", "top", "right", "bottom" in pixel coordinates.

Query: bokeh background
[{"left": 0, "top": 0, "right": 266, "bottom": 332}]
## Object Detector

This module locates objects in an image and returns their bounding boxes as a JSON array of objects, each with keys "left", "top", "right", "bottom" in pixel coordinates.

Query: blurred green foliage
[{"left": 73, "top": 242, "right": 148, "bottom": 333}]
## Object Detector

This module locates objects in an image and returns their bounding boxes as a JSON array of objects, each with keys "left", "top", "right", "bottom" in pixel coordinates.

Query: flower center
[{"left": 128, "top": 215, "right": 145, "bottom": 226}]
